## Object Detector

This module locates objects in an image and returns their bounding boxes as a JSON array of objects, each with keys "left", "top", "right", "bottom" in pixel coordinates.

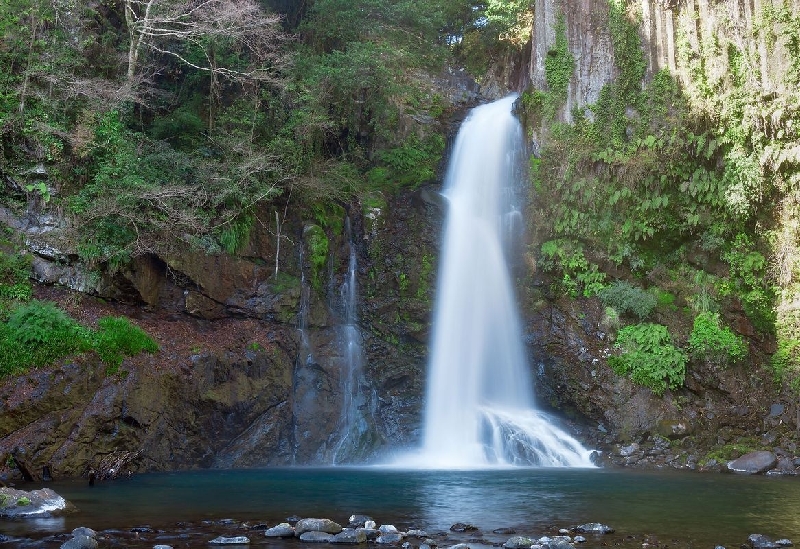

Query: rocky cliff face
[{"left": 0, "top": 183, "right": 444, "bottom": 478}]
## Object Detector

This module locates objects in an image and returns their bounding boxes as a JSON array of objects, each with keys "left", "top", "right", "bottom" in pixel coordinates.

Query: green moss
[{"left": 305, "top": 224, "right": 329, "bottom": 291}]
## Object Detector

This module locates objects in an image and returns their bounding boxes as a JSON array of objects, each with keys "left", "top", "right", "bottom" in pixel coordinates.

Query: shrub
[
  {"left": 609, "top": 323, "right": 687, "bottom": 396},
  {"left": 598, "top": 281, "right": 658, "bottom": 320},
  {"left": 540, "top": 239, "right": 606, "bottom": 297},
  {"left": 688, "top": 311, "right": 748, "bottom": 366},
  {"left": 4, "top": 301, "right": 90, "bottom": 368},
  {"left": 94, "top": 316, "right": 159, "bottom": 373}
]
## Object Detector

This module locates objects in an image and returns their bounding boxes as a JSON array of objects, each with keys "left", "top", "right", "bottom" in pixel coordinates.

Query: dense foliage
[{"left": 522, "top": 0, "right": 800, "bottom": 393}]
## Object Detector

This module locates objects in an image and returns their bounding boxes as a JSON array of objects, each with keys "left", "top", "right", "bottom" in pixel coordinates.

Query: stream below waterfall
[{"left": 2, "top": 468, "right": 799, "bottom": 548}]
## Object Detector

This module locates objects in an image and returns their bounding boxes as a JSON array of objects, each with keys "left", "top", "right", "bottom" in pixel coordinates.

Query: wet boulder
[
  {"left": 333, "top": 528, "right": 368, "bottom": 544},
  {"left": 209, "top": 536, "right": 250, "bottom": 545},
  {"left": 726, "top": 451, "right": 778, "bottom": 474},
  {"left": 300, "top": 532, "right": 336, "bottom": 543},
  {"left": 0, "top": 487, "right": 71, "bottom": 518},
  {"left": 505, "top": 536, "right": 537, "bottom": 548},
  {"left": 376, "top": 533, "right": 405, "bottom": 544},
  {"left": 573, "top": 524, "right": 615, "bottom": 534},
  {"left": 264, "top": 523, "right": 295, "bottom": 537},
  {"left": 295, "top": 518, "right": 343, "bottom": 536}
]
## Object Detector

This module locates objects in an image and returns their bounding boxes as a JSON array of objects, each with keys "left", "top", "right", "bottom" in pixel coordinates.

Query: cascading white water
[
  {"left": 417, "top": 95, "right": 594, "bottom": 468},
  {"left": 331, "top": 219, "right": 378, "bottom": 464}
]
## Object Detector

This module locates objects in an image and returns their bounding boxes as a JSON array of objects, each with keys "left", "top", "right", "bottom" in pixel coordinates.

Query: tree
[{"left": 124, "top": 0, "right": 288, "bottom": 85}]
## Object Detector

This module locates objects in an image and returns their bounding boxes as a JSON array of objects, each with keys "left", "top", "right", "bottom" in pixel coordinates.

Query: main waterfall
[{"left": 416, "top": 95, "right": 593, "bottom": 468}]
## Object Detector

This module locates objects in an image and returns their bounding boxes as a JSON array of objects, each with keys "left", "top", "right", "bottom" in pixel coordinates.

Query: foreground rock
[
  {"left": 209, "top": 536, "right": 250, "bottom": 545},
  {"left": 727, "top": 452, "right": 779, "bottom": 474},
  {"left": 573, "top": 524, "right": 614, "bottom": 535},
  {"left": 0, "top": 487, "right": 71, "bottom": 518},
  {"left": 748, "top": 534, "right": 794, "bottom": 548},
  {"left": 295, "top": 518, "right": 343, "bottom": 536},
  {"left": 264, "top": 523, "right": 295, "bottom": 537},
  {"left": 60, "top": 527, "right": 99, "bottom": 549}
]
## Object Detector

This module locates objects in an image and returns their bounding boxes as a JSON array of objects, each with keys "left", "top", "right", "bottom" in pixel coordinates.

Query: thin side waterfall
[
  {"left": 331, "top": 219, "right": 378, "bottom": 464},
  {"left": 412, "top": 95, "right": 594, "bottom": 468}
]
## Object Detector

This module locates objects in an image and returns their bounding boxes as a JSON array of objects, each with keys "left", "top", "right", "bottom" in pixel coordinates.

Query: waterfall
[
  {"left": 414, "top": 95, "right": 594, "bottom": 468},
  {"left": 331, "top": 218, "right": 378, "bottom": 463}
]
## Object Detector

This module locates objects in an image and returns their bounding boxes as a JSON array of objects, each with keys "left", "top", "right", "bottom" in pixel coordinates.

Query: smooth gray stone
[
  {"left": 71, "top": 528, "right": 97, "bottom": 539},
  {"left": 300, "top": 532, "right": 335, "bottom": 543},
  {"left": 728, "top": 452, "right": 778, "bottom": 474},
  {"left": 505, "top": 536, "right": 536, "bottom": 548},
  {"left": 332, "top": 528, "right": 367, "bottom": 544},
  {"left": 296, "top": 518, "right": 343, "bottom": 536},
  {"left": 264, "top": 523, "right": 295, "bottom": 537},
  {"left": 208, "top": 536, "right": 250, "bottom": 545},
  {"left": 376, "top": 533, "right": 404, "bottom": 544},
  {"left": 61, "top": 535, "right": 99, "bottom": 549}
]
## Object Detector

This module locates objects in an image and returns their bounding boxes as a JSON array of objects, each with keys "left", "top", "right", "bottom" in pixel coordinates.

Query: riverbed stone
[
  {"left": 300, "top": 532, "right": 336, "bottom": 543},
  {"left": 450, "top": 523, "right": 478, "bottom": 532},
  {"left": 749, "top": 534, "right": 780, "bottom": 548},
  {"left": 295, "top": 518, "right": 343, "bottom": 536},
  {"left": 574, "top": 523, "right": 614, "bottom": 534},
  {"left": 376, "top": 533, "right": 405, "bottom": 544},
  {"left": 727, "top": 452, "right": 778, "bottom": 474},
  {"left": 333, "top": 528, "right": 367, "bottom": 544},
  {"left": 71, "top": 528, "right": 97, "bottom": 539},
  {"left": 574, "top": 536, "right": 586, "bottom": 543},
  {"left": 349, "top": 515, "right": 373, "bottom": 528},
  {"left": 0, "top": 487, "right": 70, "bottom": 518},
  {"left": 407, "top": 529, "right": 428, "bottom": 537},
  {"left": 209, "top": 536, "right": 250, "bottom": 545},
  {"left": 505, "top": 536, "right": 536, "bottom": 548},
  {"left": 450, "top": 544, "right": 471, "bottom": 549},
  {"left": 264, "top": 523, "right": 295, "bottom": 537},
  {"left": 494, "top": 528, "right": 516, "bottom": 535},
  {"left": 153, "top": 546, "right": 174, "bottom": 549},
  {"left": 60, "top": 535, "right": 98, "bottom": 549},
  {"left": 379, "top": 525, "right": 399, "bottom": 533}
]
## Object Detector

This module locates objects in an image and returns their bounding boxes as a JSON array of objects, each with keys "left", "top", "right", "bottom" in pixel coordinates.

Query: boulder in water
[
  {"left": 300, "top": 532, "right": 336, "bottom": 543},
  {"left": 379, "top": 525, "right": 399, "bottom": 533},
  {"left": 574, "top": 523, "right": 614, "bottom": 534},
  {"left": 494, "top": 528, "right": 516, "bottom": 535},
  {"left": 749, "top": 534, "right": 780, "bottom": 549},
  {"left": 504, "top": 536, "right": 537, "bottom": 548},
  {"left": 376, "top": 533, "right": 404, "bottom": 544},
  {"left": 450, "top": 522, "right": 478, "bottom": 532},
  {"left": 333, "top": 528, "right": 368, "bottom": 544},
  {"left": 0, "top": 487, "right": 71, "bottom": 518},
  {"left": 727, "top": 451, "right": 778, "bottom": 474},
  {"left": 295, "top": 518, "right": 343, "bottom": 535},
  {"left": 264, "top": 523, "right": 295, "bottom": 537},
  {"left": 349, "top": 515, "right": 373, "bottom": 528},
  {"left": 209, "top": 536, "right": 250, "bottom": 545}
]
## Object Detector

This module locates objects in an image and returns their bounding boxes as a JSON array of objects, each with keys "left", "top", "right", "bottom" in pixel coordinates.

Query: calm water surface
[{"left": 4, "top": 467, "right": 800, "bottom": 546}]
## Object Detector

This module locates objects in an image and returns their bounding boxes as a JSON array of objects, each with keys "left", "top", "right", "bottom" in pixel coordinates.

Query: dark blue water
[{"left": 5, "top": 467, "right": 800, "bottom": 546}]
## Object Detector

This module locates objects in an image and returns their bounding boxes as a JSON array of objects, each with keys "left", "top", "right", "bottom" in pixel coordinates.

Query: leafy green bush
[
  {"left": 719, "top": 234, "right": 776, "bottom": 333},
  {"left": 94, "top": 316, "right": 159, "bottom": 373},
  {"left": 2, "top": 301, "right": 90, "bottom": 372},
  {"left": 688, "top": 311, "right": 748, "bottom": 366},
  {"left": 540, "top": 239, "right": 606, "bottom": 297},
  {"left": 0, "top": 250, "right": 32, "bottom": 317},
  {"left": 0, "top": 301, "right": 157, "bottom": 377},
  {"left": 598, "top": 281, "right": 657, "bottom": 320},
  {"left": 609, "top": 323, "right": 687, "bottom": 396}
]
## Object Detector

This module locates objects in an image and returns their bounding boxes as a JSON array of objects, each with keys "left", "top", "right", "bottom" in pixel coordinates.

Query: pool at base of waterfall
[{"left": 2, "top": 467, "right": 798, "bottom": 548}]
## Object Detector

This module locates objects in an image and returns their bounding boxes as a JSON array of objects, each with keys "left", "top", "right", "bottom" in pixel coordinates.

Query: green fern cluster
[
  {"left": 609, "top": 323, "right": 687, "bottom": 396},
  {"left": 0, "top": 300, "right": 158, "bottom": 377}
]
